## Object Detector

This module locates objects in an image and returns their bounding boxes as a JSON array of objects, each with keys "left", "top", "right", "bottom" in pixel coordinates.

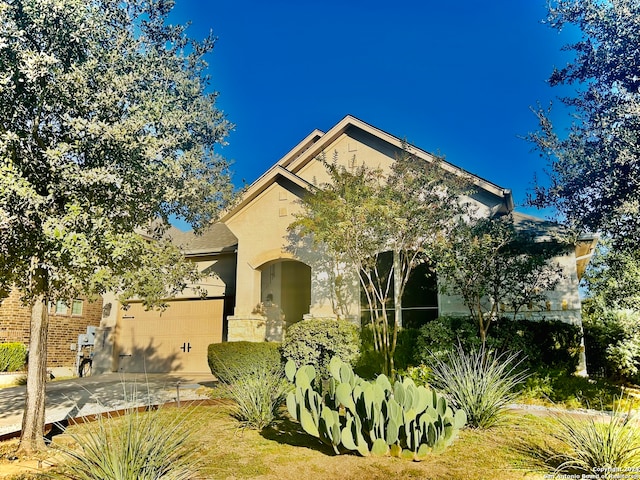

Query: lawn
[{"left": 0, "top": 403, "right": 557, "bottom": 480}]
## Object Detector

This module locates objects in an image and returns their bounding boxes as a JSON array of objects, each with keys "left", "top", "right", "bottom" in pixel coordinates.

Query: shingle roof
[
  {"left": 511, "top": 211, "right": 567, "bottom": 241},
  {"left": 166, "top": 223, "right": 238, "bottom": 255}
]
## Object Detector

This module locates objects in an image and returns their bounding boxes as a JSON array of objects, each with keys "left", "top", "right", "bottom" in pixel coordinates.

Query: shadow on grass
[
  {"left": 196, "top": 380, "right": 218, "bottom": 389},
  {"left": 510, "top": 425, "right": 569, "bottom": 477},
  {"left": 260, "top": 415, "right": 339, "bottom": 456}
]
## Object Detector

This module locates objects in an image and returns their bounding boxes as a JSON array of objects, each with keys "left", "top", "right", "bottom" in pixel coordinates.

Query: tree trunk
[
  {"left": 18, "top": 293, "right": 49, "bottom": 454},
  {"left": 479, "top": 325, "right": 487, "bottom": 346},
  {"left": 393, "top": 249, "right": 402, "bottom": 329}
]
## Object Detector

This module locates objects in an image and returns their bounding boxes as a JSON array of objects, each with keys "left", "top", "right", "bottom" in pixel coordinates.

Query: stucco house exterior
[{"left": 92, "top": 115, "right": 597, "bottom": 375}]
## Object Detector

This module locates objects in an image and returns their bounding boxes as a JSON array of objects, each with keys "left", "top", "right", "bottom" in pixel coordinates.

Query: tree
[
  {"left": 583, "top": 243, "right": 640, "bottom": 312},
  {"left": 528, "top": 0, "right": 640, "bottom": 251},
  {"left": 0, "top": 0, "right": 233, "bottom": 453},
  {"left": 438, "top": 215, "right": 565, "bottom": 344},
  {"left": 290, "top": 149, "right": 467, "bottom": 375}
]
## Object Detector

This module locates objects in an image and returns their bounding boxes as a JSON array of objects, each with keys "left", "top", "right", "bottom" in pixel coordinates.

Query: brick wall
[{"left": 0, "top": 289, "right": 102, "bottom": 369}]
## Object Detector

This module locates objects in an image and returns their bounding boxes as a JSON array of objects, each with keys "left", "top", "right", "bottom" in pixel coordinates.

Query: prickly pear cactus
[{"left": 285, "top": 357, "right": 466, "bottom": 460}]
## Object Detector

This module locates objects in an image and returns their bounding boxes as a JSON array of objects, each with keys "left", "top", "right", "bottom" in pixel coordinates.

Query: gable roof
[{"left": 221, "top": 115, "right": 514, "bottom": 222}]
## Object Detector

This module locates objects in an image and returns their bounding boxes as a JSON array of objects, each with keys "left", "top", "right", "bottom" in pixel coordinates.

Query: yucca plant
[
  {"left": 429, "top": 344, "right": 527, "bottom": 428},
  {"left": 222, "top": 361, "right": 291, "bottom": 430},
  {"left": 54, "top": 405, "right": 200, "bottom": 480},
  {"left": 550, "top": 402, "right": 640, "bottom": 475}
]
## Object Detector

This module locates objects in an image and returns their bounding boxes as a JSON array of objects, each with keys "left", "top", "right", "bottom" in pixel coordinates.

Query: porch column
[{"left": 227, "top": 261, "right": 266, "bottom": 342}]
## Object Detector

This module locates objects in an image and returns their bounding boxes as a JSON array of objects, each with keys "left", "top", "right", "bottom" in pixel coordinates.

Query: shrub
[
  {"left": 222, "top": 361, "right": 290, "bottom": 430},
  {"left": 354, "top": 325, "right": 384, "bottom": 379},
  {"left": 281, "top": 318, "right": 360, "bottom": 376},
  {"left": 583, "top": 308, "right": 640, "bottom": 382},
  {"left": 415, "top": 316, "right": 581, "bottom": 373},
  {"left": 548, "top": 401, "right": 640, "bottom": 476},
  {"left": 429, "top": 344, "right": 527, "bottom": 428},
  {"left": 393, "top": 328, "right": 419, "bottom": 371},
  {"left": 208, "top": 342, "right": 288, "bottom": 430},
  {"left": 355, "top": 325, "right": 417, "bottom": 379},
  {"left": 55, "top": 406, "right": 200, "bottom": 480},
  {"left": 414, "top": 316, "right": 481, "bottom": 363},
  {"left": 0, "top": 342, "right": 27, "bottom": 372},
  {"left": 518, "top": 367, "right": 623, "bottom": 410},
  {"left": 207, "top": 341, "right": 282, "bottom": 384},
  {"left": 398, "top": 364, "right": 432, "bottom": 387}
]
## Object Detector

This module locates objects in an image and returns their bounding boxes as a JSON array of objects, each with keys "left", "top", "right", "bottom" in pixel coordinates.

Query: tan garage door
[{"left": 115, "top": 299, "right": 224, "bottom": 374}]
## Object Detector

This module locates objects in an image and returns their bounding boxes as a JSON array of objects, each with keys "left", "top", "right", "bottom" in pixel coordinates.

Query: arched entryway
[{"left": 260, "top": 260, "right": 311, "bottom": 329}]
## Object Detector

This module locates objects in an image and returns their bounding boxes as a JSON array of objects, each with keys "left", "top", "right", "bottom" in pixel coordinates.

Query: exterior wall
[
  {"left": 0, "top": 290, "right": 31, "bottom": 345},
  {"left": 0, "top": 289, "right": 102, "bottom": 370},
  {"left": 226, "top": 317, "right": 267, "bottom": 343},
  {"left": 287, "top": 232, "right": 360, "bottom": 320},
  {"left": 91, "top": 291, "right": 118, "bottom": 374},
  {"left": 177, "top": 253, "right": 237, "bottom": 299},
  {"left": 294, "top": 128, "right": 395, "bottom": 187},
  {"left": 47, "top": 298, "right": 103, "bottom": 369},
  {"left": 226, "top": 181, "right": 308, "bottom": 318},
  {"left": 293, "top": 128, "right": 506, "bottom": 218},
  {"left": 222, "top": 125, "right": 584, "bottom": 346}
]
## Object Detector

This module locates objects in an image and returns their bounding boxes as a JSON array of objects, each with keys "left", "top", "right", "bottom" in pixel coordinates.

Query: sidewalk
[{"left": 0, "top": 372, "right": 216, "bottom": 438}]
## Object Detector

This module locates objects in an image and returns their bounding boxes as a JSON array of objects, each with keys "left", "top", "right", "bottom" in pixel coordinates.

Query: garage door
[{"left": 115, "top": 299, "right": 224, "bottom": 374}]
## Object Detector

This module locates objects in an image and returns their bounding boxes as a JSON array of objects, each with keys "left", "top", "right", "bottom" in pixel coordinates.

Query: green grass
[
  {"left": 2, "top": 404, "right": 555, "bottom": 479},
  {"left": 11, "top": 393, "right": 640, "bottom": 479}
]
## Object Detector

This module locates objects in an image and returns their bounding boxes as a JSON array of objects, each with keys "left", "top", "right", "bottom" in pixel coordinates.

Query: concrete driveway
[{"left": 0, "top": 372, "right": 216, "bottom": 438}]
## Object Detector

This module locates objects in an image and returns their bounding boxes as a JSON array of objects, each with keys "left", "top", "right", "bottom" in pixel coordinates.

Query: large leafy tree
[
  {"left": 0, "top": 0, "right": 233, "bottom": 452},
  {"left": 290, "top": 150, "right": 467, "bottom": 375},
  {"left": 583, "top": 243, "right": 640, "bottom": 312},
  {"left": 528, "top": 0, "right": 640, "bottom": 251}
]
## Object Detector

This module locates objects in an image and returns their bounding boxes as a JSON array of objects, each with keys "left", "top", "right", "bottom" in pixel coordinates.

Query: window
[
  {"left": 71, "top": 299, "right": 83, "bottom": 316},
  {"left": 55, "top": 300, "right": 68, "bottom": 315}
]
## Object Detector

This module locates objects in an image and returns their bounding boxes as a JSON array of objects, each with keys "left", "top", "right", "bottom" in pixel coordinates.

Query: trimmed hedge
[
  {"left": 0, "top": 342, "right": 27, "bottom": 372},
  {"left": 207, "top": 341, "right": 282, "bottom": 384},
  {"left": 281, "top": 318, "right": 360, "bottom": 375}
]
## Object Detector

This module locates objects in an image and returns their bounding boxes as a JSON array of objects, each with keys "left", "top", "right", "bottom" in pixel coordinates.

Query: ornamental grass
[{"left": 429, "top": 344, "right": 528, "bottom": 428}]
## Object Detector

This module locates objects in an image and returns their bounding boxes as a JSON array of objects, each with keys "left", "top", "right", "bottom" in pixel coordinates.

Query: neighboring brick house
[{"left": 0, "top": 289, "right": 102, "bottom": 371}]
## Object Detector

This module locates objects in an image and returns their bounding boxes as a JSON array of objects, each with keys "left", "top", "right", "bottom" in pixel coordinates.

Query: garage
[{"left": 115, "top": 298, "right": 225, "bottom": 374}]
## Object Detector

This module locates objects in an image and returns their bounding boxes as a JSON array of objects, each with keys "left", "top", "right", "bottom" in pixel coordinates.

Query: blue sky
[{"left": 169, "top": 0, "right": 579, "bottom": 219}]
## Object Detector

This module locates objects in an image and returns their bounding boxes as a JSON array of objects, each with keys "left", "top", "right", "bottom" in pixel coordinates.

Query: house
[
  {"left": 91, "top": 115, "right": 597, "bottom": 375},
  {"left": 0, "top": 289, "right": 102, "bottom": 375}
]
